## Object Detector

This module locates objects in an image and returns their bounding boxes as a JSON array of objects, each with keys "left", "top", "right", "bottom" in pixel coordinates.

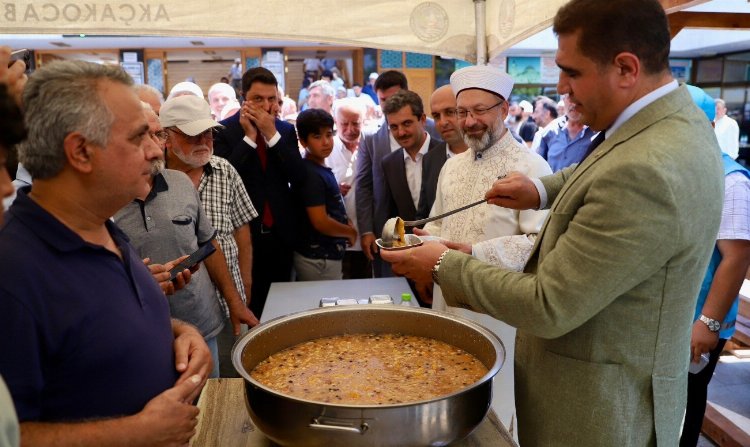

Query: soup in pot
[{"left": 250, "top": 333, "right": 488, "bottom": 405}]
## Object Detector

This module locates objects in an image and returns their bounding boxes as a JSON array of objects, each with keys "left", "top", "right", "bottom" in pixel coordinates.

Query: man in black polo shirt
[
  {"left": 0, "top": 60, "right": 210, "bottom": 446},
  {"left": 214, "top": 67, "right": 305, "bottom": 318}
]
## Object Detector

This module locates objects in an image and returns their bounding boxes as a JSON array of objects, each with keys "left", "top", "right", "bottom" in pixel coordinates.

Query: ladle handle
[
  {"left": 403, "top": 197, "right": 487, "bottom": 228},
  {"left": 403, "top": 175, "right": 505, "bottom": 228}
]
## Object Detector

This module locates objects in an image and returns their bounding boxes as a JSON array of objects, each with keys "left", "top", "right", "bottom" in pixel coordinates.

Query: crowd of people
[
  {"left": 296, "top": 67, "right": 380, "bottom": 131},
  {"left": 0, "top": 0, "right": 748, "bottom": 446}
]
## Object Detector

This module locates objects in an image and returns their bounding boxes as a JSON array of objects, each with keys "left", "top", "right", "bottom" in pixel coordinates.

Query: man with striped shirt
[{"left": 161, "top": 95, "right": 260, "bottom": 375}]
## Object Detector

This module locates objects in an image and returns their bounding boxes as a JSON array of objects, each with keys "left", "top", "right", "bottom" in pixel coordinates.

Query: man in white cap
[
  {"left": 167, "top": 81, "right": 204, "bottom": 101},
  {"left": 161, "top": 95, "right": 260, "bottom": 376},
  {"left": 413, "top": 63, "right": 551, "bottom": 432}
]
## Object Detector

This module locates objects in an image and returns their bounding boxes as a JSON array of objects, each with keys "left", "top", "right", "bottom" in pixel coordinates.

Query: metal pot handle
[{"left": 309, "top": 416, "right": 369, "bottom": 435}]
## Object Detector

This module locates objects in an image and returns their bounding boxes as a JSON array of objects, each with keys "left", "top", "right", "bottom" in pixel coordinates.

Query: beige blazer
[{"left": 440, "top": 85, "right": 724, "bottom": 446}]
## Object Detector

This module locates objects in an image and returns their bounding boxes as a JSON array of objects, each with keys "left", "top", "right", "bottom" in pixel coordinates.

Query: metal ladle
[{"left": 381, "top": 197, "right": 488, "bottom": 245}]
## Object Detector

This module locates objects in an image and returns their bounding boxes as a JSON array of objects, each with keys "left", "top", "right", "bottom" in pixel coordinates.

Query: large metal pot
[{"left": 232, "top": 305, "right": 505, "bottom": 447}]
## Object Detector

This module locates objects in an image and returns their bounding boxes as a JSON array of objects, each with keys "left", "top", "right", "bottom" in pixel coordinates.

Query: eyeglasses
[
  {"left": 167, "top": 127, "right": 217, "bottom": 143},
  {"left": 453, "top": 100, "right": 505, "bottom": 119},
  {"left": 149, "top": 130, "right": 168, "bottom": 142}
]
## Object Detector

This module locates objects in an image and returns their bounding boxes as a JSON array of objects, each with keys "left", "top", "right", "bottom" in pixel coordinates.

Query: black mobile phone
[
  {"left": 8, "top": 49, "right": 29, "bottom": 68},
  {"left": 168, "top": 242, "right": 216, "bottom": 281}
]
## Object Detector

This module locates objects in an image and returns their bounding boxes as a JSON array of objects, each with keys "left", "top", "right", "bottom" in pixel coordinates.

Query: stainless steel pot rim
[{"left": 232, "top": 305, "right": 505, "bottom": 409}]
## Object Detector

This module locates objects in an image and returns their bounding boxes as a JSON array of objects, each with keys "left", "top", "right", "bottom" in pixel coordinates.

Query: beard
[
  {"left": 463, "top": 119, "right": 505, "bottom": 153},
  {"left": 172, "top": 145, "right": 212, "bottom": 168},
  {"left": 150, "top": 159, "right": 165, "bottom": 176}
]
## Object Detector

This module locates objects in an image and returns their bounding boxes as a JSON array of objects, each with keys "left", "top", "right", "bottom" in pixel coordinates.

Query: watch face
[{"left": 702, "top": 315, "right": 721, "bottom": 332}]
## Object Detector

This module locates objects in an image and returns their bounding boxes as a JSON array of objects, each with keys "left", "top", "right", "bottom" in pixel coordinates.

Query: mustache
[{"left": 150, "top": 159, "right": 165, "bottom": 176}]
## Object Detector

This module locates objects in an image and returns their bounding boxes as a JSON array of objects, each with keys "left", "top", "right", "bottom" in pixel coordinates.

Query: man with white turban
[{"left": 416, "top": 64, "right": 551, "bottom": 433}]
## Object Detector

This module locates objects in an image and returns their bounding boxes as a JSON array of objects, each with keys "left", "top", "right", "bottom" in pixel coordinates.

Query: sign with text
[{"left": 0, "top": 0, "right": 569, "bottom": 63}]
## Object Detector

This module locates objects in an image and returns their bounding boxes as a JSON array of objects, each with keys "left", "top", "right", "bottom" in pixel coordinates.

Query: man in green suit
[{"left": 382, "top": 0, "right": 724, "bottom": 444}]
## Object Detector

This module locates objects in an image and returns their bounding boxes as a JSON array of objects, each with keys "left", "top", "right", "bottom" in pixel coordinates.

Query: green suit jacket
[{"left": 440, "top": 85, "right": 723, "bottom": 446}]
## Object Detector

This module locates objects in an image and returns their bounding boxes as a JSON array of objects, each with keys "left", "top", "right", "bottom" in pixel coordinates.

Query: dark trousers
[
  {"left": 680, "top": 338, "right": 727, "bottom": 447},
  {"left": 372, "top": 255, "right": 393, "bottom": 278},
  {"left": 216, "top": 322, "right": 240, "bottom": 378},
  {"left": 342, "top": 251, "right": 372, "bottom": 279},
  {"left": 250, "top": 229, "right": 294, "bottom": 319}
]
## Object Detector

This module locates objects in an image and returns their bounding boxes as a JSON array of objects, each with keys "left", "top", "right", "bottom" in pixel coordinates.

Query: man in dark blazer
[
  {"left": 381, "top": 90, "right": 444, "bottom": 225},
  {"left": 417, "top": 85, "right": 469, "bottom": 220},
  {"left": 355, "top": 71, "right": 441, "bottom": 277},
  {"left": 213, "top": 67, "right": 305, "bottom": 319}
]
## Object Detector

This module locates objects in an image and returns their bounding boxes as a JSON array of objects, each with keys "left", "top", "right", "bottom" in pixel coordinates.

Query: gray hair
[
  {"left": 19, "top": 60, "right": 133, "bottom": 179},
  {"left": 714, "top": 98, "right": 726, "bottom": 109},
  {"left": 333, "top": 97, "right": 366, "bottom": 120},
  {"left": 309, "top": 80, "right": 335, "bottom": 99},
  {"left": 134, "top": 83, "right": 164, "bottom": 104}
]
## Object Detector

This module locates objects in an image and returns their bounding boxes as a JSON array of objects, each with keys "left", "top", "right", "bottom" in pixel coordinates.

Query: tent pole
[{"left": 474, "top": 0, "right": 487, "bottom": 65}]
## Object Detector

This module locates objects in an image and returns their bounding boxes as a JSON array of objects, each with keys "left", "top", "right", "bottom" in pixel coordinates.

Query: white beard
[
  {"left": 463, "top": 119, "right": 505, "bottom": 153},
  {"left": 172, "top": 146, "right": 212, "bottom": 168}
]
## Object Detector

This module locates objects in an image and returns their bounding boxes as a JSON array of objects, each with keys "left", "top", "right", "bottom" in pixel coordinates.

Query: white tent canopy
[{"left": 0, "top": 0, "right": 569, "bottom": 63}]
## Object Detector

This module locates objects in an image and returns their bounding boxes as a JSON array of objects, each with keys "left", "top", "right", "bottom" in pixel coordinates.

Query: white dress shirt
[
  {"left": 327, "top": 136, "right": 361, "bottom": 250},
  {"left": 403, "top": 133, "right": 431, "bottom": 208}
]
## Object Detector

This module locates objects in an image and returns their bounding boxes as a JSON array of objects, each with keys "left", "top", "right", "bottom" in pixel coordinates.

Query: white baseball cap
[
  {"left": 159, "top": 95, "right": 222, "bottom": 136},
  {"left": 166, "top": 81, "right": 204, "bottom": 101}
]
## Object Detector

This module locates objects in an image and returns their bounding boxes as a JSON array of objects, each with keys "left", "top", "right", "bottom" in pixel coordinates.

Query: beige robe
[{"left": 424, "top": 130, "right": 551, "bottom": 437}]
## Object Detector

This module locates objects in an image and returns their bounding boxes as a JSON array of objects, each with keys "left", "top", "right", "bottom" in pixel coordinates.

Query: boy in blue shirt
[{"left": 294, "top": 109, "right": 357, "bottom": 280}]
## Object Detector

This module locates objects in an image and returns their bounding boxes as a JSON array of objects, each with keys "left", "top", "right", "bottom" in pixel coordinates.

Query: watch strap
[
  {"left": 699, "top": 314, "right": 721, "bottom": 332},
  {"left": 431, "top": 249, "right": 450, "bottom": 284}
]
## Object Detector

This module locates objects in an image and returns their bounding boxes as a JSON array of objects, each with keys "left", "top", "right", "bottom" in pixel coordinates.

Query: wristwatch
[{"left": 699, "top": 314, "right": 721, "bottom": 332}]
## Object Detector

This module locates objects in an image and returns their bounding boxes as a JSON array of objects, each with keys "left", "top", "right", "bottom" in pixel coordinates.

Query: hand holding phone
[
  {"left": 168, "top": 242, "right": 217, "bottom": 281},
  {"left": 2, "top": 47, "right": 29, "bottom": 106},
  {"left": 8, "top": 49, "right": 29, "bottom": 68}
]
